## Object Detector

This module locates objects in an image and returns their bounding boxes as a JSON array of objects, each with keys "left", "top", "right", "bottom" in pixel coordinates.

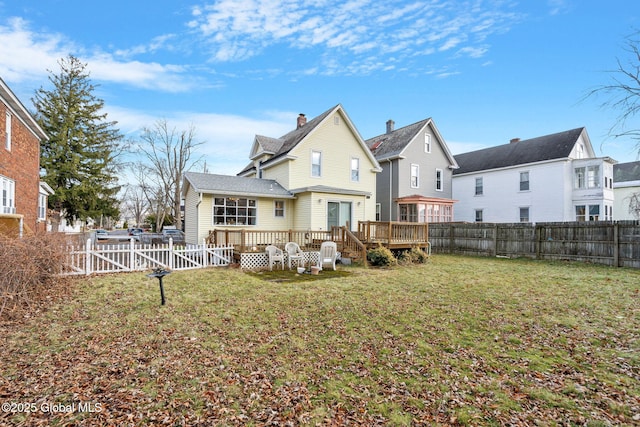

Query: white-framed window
[
  {"left": 520, "top": 171, "right": 530, "bottom": 191},
  {"left": 475, "top": 209, "right": 483, "bottom": 223},
  {"left": 399, "top": 204, "right": 418, "bottom": 222},
  {"left": 424, "top": 133, "right": 431, "bottom": 153},
  {"left": 1, "top": 175, "right": 15, "bottom": 214},
  {"left": 519, "top": 207, "right": 530, "bottom": 222},
  {"left": 351, "top": 157, "right": 360, "bottom": 182},
  {"left": 435, "top": 168, "right": 443, "bottom": 191},
  {"left": 375, "top": 203, "right": 381, "bottom": 221},
  {"left": 475, "top": 177, "right": 483, "bottom": 196},
  {"left": 576, "top": 204, "right": 601, "bottom": 221},
  {"left": 5, "top": 112, "right": 11, "bottom": 151},
  {"left": 575, "top": 167, "right": 585, "bottom": 189},
  {"left": 410, "top": 164, "right": 419, "bottom": 188},
  {"left": 38, "top": 193, "right": 47, "bottom": 220},
  {"left": 274, "top": 200, "right": 285, "bottom": 218},
  {"left": 334, "top": 116, "right": 340, "bottom": 125},
  {"left": 213, "top": 197, "right": 257, "bottom": 225},
  {"left": 587, "top": 166, "right": 600, "bottom": 188},
  {"left": 576, "top": 143, "right": 584, "bottom": 159},
  {"left": 311, "top": 150, "right": 322, "bottom": 177}
]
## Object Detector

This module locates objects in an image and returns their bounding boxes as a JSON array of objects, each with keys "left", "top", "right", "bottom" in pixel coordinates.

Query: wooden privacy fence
[
  {"left": 429, "top": 221, "right": 640, "bottom": 268},
  {"left": 62, "top": 239, "right": 234, "bottom": 276}
]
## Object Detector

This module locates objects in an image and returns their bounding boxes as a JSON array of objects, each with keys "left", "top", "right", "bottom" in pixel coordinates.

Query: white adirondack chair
[{"left": 319, "top": 241, "right": 337, "bottom": 270}]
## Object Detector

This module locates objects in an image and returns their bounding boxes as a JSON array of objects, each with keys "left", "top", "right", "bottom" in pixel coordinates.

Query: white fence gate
[{"left": 62, "top": 239, "right": 234, "bottom": 275}]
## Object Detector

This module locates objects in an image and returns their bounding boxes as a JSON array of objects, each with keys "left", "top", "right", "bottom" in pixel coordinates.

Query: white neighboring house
[
  {"left": 613, "top": 161, "right": 640, "bottom": 220},
  {"left": 452, "top": 128, "right": 616, "bottom": 223}
]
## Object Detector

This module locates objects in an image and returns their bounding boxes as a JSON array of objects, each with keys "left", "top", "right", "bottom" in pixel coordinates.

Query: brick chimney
[
  {"left": 510, "top": 138, "right": 521, "bottom": 144},
  {"left": 297, "top": 113, "right": 307, "bottom": 129},
  {"left": 386, "top": 119, "right": 395, "bottom": 134}
]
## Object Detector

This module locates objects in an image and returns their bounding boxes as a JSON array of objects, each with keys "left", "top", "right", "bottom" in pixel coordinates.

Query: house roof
[
  {"left": 239, "top": 104, "right": 381, "bottom": 175},
  {"left": 364, "top": 117, "right": 458, "bottom": 168},
  {"left": 614, "top": 160, "right": 640, "bottom": 182},
  {"left": 453, "top": 127, "right": 588, "bottom": 175},
  {"left": 288, "top": 185, "right": 372, "bottom": 197},
  {"left": 0, "top": 77, "right": 48, "bottom": 141},
  {"left": 183, "top": 171, "right": 294, "bottom": 198}
]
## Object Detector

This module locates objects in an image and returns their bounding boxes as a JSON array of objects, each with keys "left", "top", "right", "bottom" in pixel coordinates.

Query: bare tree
[
  {"left": 134, "top": 119, "right": 203, "bottom": 231},
  {"left": 121, "top": 184, "right": 150, "bottom": 227},
  {"left": 627, "top": 193, "right": 640, "bottom": 219},
  {"left": 587, "top": 30, "right": 640, "bottom": 154}
]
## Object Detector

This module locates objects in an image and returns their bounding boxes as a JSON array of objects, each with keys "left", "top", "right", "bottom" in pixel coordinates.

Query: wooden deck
[
  {"left": 357, "top": 221, "right": 430, "bottom": 250},
  {"left": 207, "top": 221, "right": 431, "bottom": 264}
]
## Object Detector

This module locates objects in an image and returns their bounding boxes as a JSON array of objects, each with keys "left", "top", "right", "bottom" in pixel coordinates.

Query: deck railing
[
  {"left": 208, "top": 229, "right": 332, "bottom": 253},
  {"left": 208, "top": 222, "right": 431, "bottom": 261},
  {"left": 357, "top": 221, "right": 429, "bottom": 248}
]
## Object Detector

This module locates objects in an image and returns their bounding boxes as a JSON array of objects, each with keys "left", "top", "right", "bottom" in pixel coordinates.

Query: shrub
[
  {"left": 0, "top": 233, "right": 71, "bottom": 320},
  {"left": 405, "top": 246, "right": 430, "bottom": 264},
  {"left": 367, "top": 244, "right": 397, "bottom": 267}
]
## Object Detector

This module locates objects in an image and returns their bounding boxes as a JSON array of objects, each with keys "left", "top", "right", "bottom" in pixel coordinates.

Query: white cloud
[
  {"left": 0, "top": 17, "right": 195, "bottom": 92},
  {"left": 190, "top": 0, "right": 523, "bottom": 75},
  {"left": 547, "top": 0, "right": 572, "bottom": 16},
  {"left": 0, "top": 17, "right": 72, "bottom": 82}
]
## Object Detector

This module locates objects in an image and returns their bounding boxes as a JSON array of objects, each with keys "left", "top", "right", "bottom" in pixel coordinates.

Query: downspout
[
  {"left": 195, "top": 192, "right": 202, "bottom": 243},
  {"left": 388, "top": 159, "right": 393, "bottom": 221}
]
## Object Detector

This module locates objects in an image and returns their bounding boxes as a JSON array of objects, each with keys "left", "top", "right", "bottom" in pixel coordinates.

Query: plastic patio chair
[
  {"left": 285, "top": 242, "right": 305, "bottom": 270},
  {"left": 319, "top": 241, "right": 337, "bottom": 271},
  {"left": 265, "top": 245, "right": 284, "bottom": 270}
]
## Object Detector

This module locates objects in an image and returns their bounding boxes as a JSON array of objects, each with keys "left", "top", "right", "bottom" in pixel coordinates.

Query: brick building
[{"left": 0, "top": 77, "right": 51, "bottom": 236}]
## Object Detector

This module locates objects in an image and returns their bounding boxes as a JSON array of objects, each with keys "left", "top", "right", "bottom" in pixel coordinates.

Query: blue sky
[{"left": 1, "top": 0, "right": 639, "bottom": 175}]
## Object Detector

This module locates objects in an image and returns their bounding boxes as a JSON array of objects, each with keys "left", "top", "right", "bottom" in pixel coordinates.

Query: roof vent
[
  {"left": 297, "top": 113, "right": 307, "bottom": 129},
  {"left": 510, "top": 138, "right": 521, "bottom": 144}
]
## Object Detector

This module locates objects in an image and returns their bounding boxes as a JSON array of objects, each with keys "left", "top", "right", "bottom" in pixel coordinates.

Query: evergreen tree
[{"left": 33, "top": 55, "right": 122, "bottom": 224}]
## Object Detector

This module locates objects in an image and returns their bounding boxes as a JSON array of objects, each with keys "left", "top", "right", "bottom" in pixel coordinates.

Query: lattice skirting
[{"left": 240, "top": 251, "right": 320, "bottom": 270}]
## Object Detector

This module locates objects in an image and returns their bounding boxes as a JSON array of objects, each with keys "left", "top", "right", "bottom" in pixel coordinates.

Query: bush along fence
[
  {"left": 62, "top": 239, "right": 234, "bottom": 276},
  {"left": 429, "top": 220, "right": 640, "bottom": 268}
]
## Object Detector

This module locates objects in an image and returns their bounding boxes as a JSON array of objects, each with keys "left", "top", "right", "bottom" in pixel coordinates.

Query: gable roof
[
  {"left": 0, "top": 77, "right": 48, "bottom": 141},
  {"left": 364, "top": 117, "right": 458, "bottom": 168},
  {"left": 453, "top": 127, "right": 589, "bottom": 175},
  {"left": 239, "top": 104, "right": 381, "bottom": 175},
  {"left": 183, "top": 171, "right": 294, "bottom": 198},
  {"left": 614, "top": 161, "right": 640, "bottom": 183}
]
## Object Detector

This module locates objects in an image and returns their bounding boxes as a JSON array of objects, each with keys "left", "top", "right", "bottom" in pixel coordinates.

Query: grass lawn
[{"left": 0, "top": 255, "right": 638, "bottom": 426}]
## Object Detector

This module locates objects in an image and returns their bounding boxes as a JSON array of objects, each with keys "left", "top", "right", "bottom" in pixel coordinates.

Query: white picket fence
[{"left": 62, "top": 239, "right": 234, "bottom": 276}]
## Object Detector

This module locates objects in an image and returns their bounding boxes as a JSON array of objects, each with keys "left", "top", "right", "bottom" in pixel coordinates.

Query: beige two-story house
[{"left": 183, "top": 104, "right": 381, "bottom": 245}]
